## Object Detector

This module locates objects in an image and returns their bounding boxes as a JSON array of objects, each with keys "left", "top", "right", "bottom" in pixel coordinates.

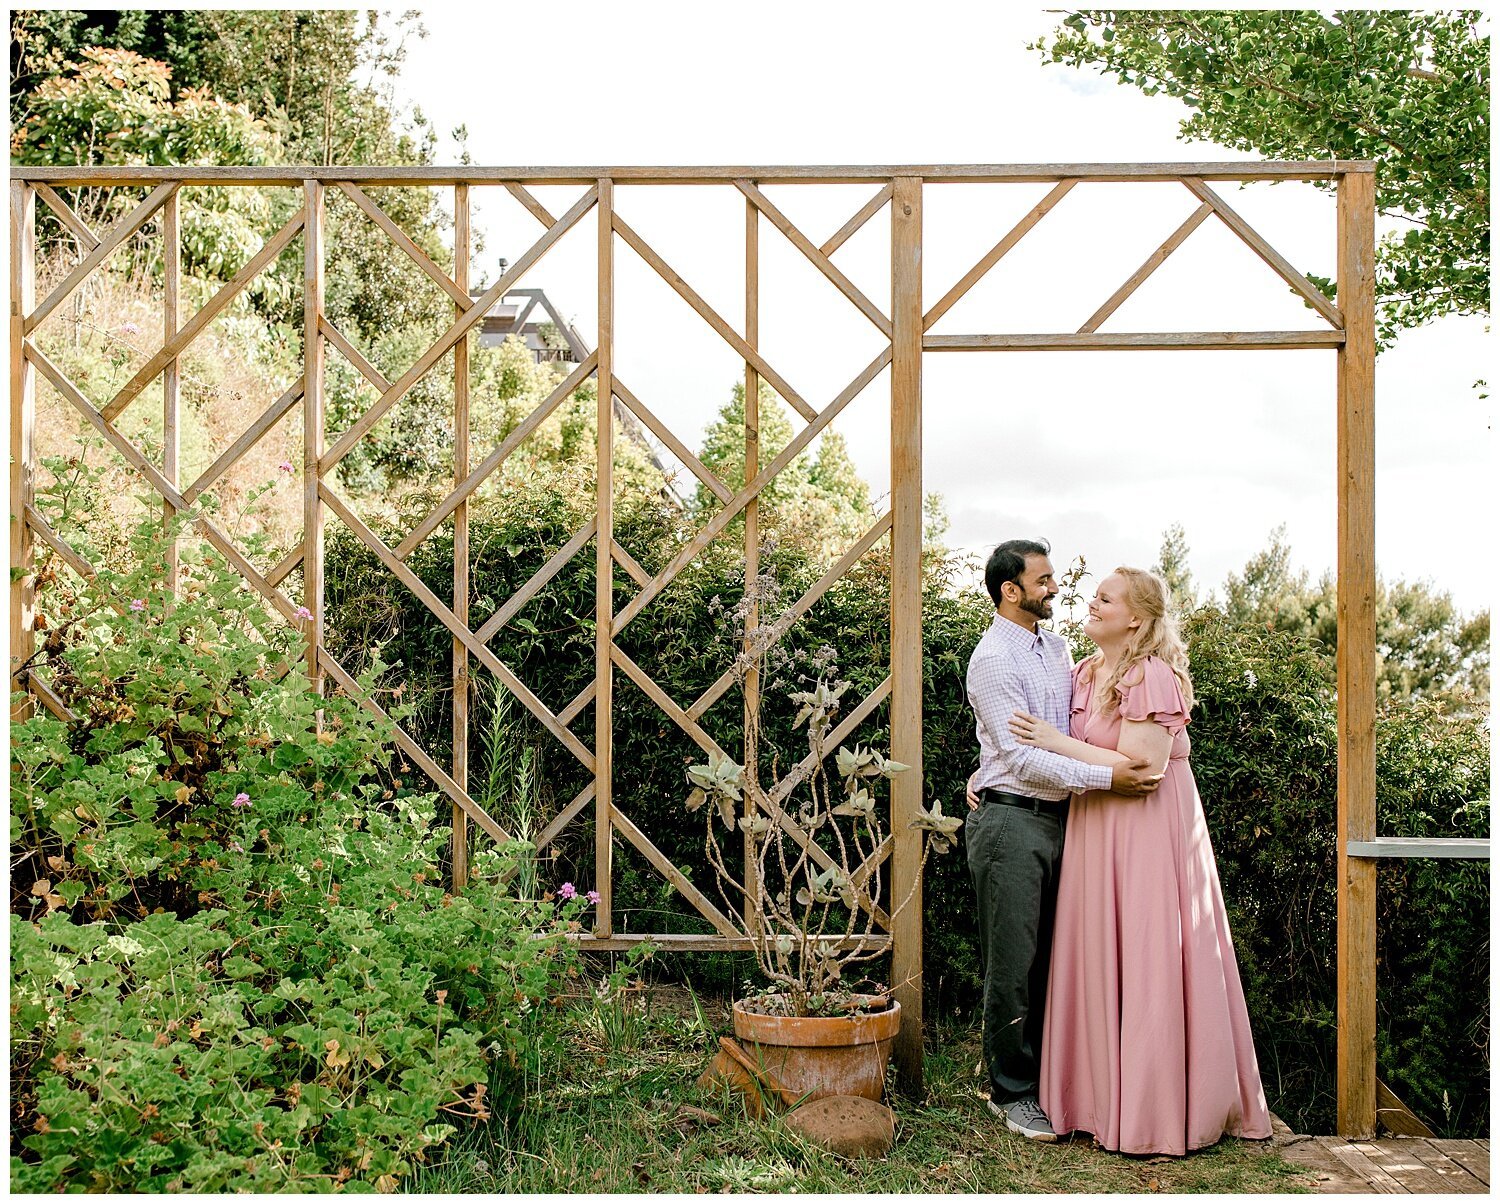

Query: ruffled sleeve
[
  {"left": 1070, "top": 658, "right": 1093, "bottom": 720},
  {"left": 1117, "top": 656, "right": 1189, "bottom": 733}
]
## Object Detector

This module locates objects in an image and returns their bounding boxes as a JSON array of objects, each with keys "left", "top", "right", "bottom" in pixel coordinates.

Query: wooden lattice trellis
[{"left": 12, "top": 162, "right": 1384, "bottom": 1118}]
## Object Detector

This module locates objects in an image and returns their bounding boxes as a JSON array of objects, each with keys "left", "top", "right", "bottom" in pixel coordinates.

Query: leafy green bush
[{"left": 11, "top": 516, "right": 614, "bottom": 1191}]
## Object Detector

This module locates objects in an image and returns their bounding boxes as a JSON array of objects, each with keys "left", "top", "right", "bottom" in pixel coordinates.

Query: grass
[{"left": 410, "top": 981, "right": 1315, "bottom": 1194}]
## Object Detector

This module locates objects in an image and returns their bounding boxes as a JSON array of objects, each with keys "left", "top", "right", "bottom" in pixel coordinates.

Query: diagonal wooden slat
[
  {"left": 24, "top": 503, "right": 100, "bottom": 585},
  {"left": 1077, "top": 201, "right": 1214, "bottom": 334},
  {"left": 613, "top": 347, "right": 892, "bottom": 635},
  {"left": 319, "top": 481, "right": 596, "bottom": 772},
  {"left": 25, "top": 670, "right": 77, "bottom": 722},
  {"left": 611, "top": 540, "right": 651, "bottom": 588},
  {"left": 820, "top": 183, "right": 893, "bottom": 257},
  {"left": 611, "top": 376, "right": 731, "bottom": 503},
  {"left": 27, "top": 342, "right": 302, "bottom": 625},
  {"left": 26, "top": 182, "right": 179, "bottom": 334},
  {"left": 687, "top": 511, "right": 892, "bottom": 722},
  {"left": 320, "top": 185, "right": 599, "bottom": 474},
  {"left": 735, "top": 179, "right": 892, "bottom": 338},
  {"left": 102, "top": 208, "right": 307, "bottom": 420},
  {"left": 851, "top": 836, "right": 894, "bottom": 896},
  {"left": 396, "top": 352, "right": 598, "bottom": 558},
  {"left": 1182, "top": 177, "right": 1345, "bottom": 328},
  {"left": 320, "top": 649, "right": 511, "bottom": 844},
  {"left": 183, "top": 377, "right": 305, "bottom": 504},
  {"left": 33, "top": 183, "right": 99, "bottom": 252},
  {"left": 923, "top": 180, "right": 1076, "bottom": 332},
  {"left": 611, "top": 805, "right": 744, "bottom": 938},
  {"left": 611, "top": 645, "right": 731, "bottom": 760},
  {"left": 558, "top": 681, "right": 595, "bottom": 727},
  {"left": 473, "top": 518, "right": 597, "bottom": 642},
  {"left": 533, "top": 780, "right": 596, "bottom": 852},
  {"left": 505, "top": 182, "right": 558, "bottom": 227},
  {"left": 611, "top": 212, "right": 818, "bottom": 423},
  {"left": 266, "top": 547, "right": 304, "bottom": 589},
  {"left": 336, "top": 181, "right": 473, "bottom": 311},
  {"left": 319, "top": 316, "right": 392, "bottom": 393}
]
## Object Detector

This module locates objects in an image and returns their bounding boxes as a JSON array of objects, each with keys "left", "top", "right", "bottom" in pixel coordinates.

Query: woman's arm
[
  {"left": 1117, "top": 717, "right": 1172, "bottom": 776},
  {"left": 1009, "top": 711, "right": 1129, "bottom": 767}
]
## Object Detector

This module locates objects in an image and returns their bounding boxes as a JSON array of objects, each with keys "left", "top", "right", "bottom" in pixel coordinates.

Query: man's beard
[{"left": 1018, "top": 594, "right": 1053, "bottom": 621}]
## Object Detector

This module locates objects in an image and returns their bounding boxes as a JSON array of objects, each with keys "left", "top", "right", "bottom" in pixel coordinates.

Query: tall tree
[
  {"left": 1034, "top": 10, "right": 1489, "bottom": 347},
  {"left": 1223, "top": 527, "right": 1489, "bottom": 711},
  {"left": 1154, "top": 523, "right": 1198, "bottom": 612},
  {"left": 695, "top": 381, "right": 876, "bottom": 563}
]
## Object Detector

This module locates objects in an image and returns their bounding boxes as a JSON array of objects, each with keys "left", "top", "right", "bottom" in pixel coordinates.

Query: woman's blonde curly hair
[{"left": 1081, "top": 566, "right": 1195, "bottom": 717}]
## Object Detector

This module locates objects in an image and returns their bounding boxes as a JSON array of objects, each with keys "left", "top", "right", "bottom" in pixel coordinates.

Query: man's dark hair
[{"left": 984, "top": 538, "right": 1051, "bottom": 608}]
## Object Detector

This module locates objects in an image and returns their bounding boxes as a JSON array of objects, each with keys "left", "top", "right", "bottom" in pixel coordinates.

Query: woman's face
[{"left": 1082, "top": 573, "right": 1141, "bottom": 645}]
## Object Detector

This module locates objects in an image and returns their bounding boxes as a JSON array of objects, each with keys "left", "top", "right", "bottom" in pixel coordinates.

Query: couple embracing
[{"left": 964, "top": 538, "right": 1272, "bottom": 1157}]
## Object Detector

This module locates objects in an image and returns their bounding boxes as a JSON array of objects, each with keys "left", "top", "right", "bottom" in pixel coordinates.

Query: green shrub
[{"left": 11, "top": 516, "right": 616, "bottom": 1191}]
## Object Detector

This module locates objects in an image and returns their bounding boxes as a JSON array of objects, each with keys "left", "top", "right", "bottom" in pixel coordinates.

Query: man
[{"left": 965, "top": 539, "right": 1161, "bottom": 1141}]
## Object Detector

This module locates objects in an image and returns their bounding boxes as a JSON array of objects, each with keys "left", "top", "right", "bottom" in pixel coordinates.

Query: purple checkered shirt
[{"left": 966, "top": 614, "right": 1114, "bottom": 801}]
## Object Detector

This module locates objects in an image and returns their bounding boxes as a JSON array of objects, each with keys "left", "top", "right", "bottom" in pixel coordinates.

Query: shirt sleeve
[{"left": 969, "top": 650, "right": 1115, "bottom": 795}]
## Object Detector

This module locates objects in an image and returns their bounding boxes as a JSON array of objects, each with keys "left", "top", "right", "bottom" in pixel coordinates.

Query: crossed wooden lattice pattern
[{"left": 11, "top": 163, "right": 1376, "bottom": 1109}]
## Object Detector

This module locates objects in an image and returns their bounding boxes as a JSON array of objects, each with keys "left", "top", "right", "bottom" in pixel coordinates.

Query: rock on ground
[{"left": 785, "top": 1094, "right": 896, "bottom": 1158}]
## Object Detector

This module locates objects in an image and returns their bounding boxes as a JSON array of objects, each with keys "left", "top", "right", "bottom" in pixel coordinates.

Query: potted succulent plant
[{"left": 686, "top": 577, "right": 962, "bottom": 1103}]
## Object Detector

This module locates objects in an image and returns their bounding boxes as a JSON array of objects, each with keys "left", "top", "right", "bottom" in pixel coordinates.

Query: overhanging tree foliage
[{"left": 1034, "top": 10, "right": 1489, "bottom": 347}]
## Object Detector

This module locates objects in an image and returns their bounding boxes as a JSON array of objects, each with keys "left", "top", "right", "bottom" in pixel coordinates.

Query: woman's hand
[{"left": 1009, "top": 710, "right": 1066, "bottom": 753}]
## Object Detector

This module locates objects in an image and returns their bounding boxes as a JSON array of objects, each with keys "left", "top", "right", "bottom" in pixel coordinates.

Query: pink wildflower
[
  {"left": 558, "top": 882, "right": 577, "bottom": 900},
  {"left": 295, "top": 605, "right": 312, "bottom": 620},
  {"left": 232, "top": 792, "right": 251, "bottom": 809},
  {"left": 129, "top": 598, "right": 146, "bottom": 612},
  {"left": 118, "top": 322, "right": 140, "bottom": 337},
  {"left": 278, "top": 461, "right": 294, "bottom": 474},
  {"left": 228, "top": 840, "right": 245, "bottom": 853},
  {"left": 586, "top": 889, "right": 601, "bottom": 905}
]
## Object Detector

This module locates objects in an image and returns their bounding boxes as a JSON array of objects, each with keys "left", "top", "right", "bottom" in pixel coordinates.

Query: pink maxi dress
[{"left": 1039, "top": 656, "right": 1272, "bottom": 1155}]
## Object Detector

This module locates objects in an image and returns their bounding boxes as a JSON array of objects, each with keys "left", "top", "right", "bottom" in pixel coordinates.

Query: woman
[{"left": 1009, "top": 566, "right": 1271, "bottom": 1156}]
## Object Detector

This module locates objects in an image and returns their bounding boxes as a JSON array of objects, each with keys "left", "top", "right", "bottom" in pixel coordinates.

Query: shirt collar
[{"left": 991, "top": 613, "right": 1046, "bottom": 651}]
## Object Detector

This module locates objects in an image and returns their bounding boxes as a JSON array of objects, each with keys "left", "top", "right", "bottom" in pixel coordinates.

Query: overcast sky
[{"left": 385, "top": 1, "right": 1492, "bottom": 615}]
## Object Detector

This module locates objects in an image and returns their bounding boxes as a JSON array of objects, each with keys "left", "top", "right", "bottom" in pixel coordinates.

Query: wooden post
[
  {"left": 595, "top": 177, "right": 615, "bottom": 936},
  {"left": 10, "top": 182, "right": 35, "bottom": 718},
  {"left": 452, "top": 183, "right": 472, "bottom": 891},
  {"left": 162, "top": 191, "right": 180, "bottom": 591},
  {"left": 889, "top": 176, "right": 924, "bottom": 1094},
  {"left": 743, "top": 193, "right": 761, "bottom": 934},
  {"left": 302, "top": 181, "right": 325, "bottom": 690},
  {"left": 1335, "top": 167, "right": 1377, "bottom": 1139}
]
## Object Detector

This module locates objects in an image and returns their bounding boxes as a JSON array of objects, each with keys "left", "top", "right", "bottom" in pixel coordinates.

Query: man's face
[{"left": 1009, "top": 554, "right": 1058, "bottom": 621}]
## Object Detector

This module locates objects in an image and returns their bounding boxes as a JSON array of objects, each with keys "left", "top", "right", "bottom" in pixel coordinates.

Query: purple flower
[
  {"left": 232, "top": 792, "right": 251, "bottom": 809},
  {"left": 295, "top": 606, "right": 312, "bottom": 621},
  {"left": 228, "top": 840, "right": 245, "bottom": 853},
  {"left": 129, "top": 598, "right": 146, "bottom": 612},
  {"left": 586, "top": 889, "right": 601, "bottom": 905},
  {"left": 278, "top": 461, "right": 294, "bottom": 474},
  {"left": 558, "top": 882, "right": 577, "bottom": 900},
  {"left": 118, "top": 322, "right": 140, "bottom": 337}
]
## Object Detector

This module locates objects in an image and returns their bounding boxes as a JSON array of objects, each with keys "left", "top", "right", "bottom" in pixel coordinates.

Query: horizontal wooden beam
[
  {"left": 12, "top": 162, "right": 1376, "bottom": 186},
  {"left": 565, "top": 932, "right": 893, "bottom": 953},
  {"left": 925, "top": 331, "right": 1346, "bottom": 351},
  {"left": 1346, "top": 838, "right": 1490, "bottom": 860}
]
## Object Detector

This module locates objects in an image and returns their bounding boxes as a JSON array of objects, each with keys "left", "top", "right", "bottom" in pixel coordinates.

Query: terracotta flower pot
[{"left": 732, "top": 995, "right": 901, "bottom": 1103}]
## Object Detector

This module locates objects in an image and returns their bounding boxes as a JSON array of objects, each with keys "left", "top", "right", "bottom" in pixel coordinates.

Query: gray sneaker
[{"left": 988, "top": 1097, "right": 1057, "bottom": 1142}]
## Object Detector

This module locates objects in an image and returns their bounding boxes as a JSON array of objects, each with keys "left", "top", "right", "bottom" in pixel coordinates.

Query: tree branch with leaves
[{"left": 1033, "top": 9, "right": 1488, "bottom": 347}]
